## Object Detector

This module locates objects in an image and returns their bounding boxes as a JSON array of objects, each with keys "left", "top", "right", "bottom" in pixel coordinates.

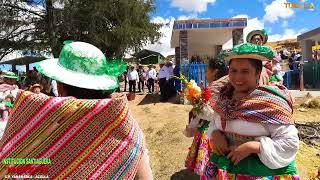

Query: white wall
[{"left": 188, "top": 44, "right": 216, "bottom": 59}]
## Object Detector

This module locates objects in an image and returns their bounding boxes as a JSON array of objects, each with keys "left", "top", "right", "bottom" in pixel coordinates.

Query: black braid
[
  {"left": 208, "top": 58, "right": 228, "bottom": 80},
  {"left": 62, "top": 83, "right": 111, "bottom": 99}
]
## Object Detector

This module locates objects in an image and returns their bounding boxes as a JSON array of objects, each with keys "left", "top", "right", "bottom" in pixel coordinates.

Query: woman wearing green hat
[
  {"left": 0, "top": 41, "right": 153, "bottom": 179},
  {"left": 0, "top": 71, "right": 19, "bottom": 101},
  {"left": 202, "top": 43, "right": 299, "bottom": 179},
  {"left": 246, "top": 29, "right": 268, "bottom": 45}
]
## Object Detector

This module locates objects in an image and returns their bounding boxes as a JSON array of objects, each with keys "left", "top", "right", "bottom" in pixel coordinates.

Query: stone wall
[
  {"left": 179, "top": 30, "right": 188, "bottom": 63},
  {"left": 232, "top": 29, "right": 244, "bottom": 46},
  {"left": 175, "top": 47, "right": 180, "bottom": 64},
  {"left": 215, "top": 45, "right": 222, "bottom": 57}
]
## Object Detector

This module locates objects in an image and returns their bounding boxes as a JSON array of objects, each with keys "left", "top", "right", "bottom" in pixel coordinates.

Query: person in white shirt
[
  {"left": 166, "top": 61, "right": 175, "bottom": 97},
  {"left": 51, "top": 79, "right": 59, "bottom": 96},
  {"left": 146, "top": 64, "right": 157, "bottom": 93},
  {"left": 127, "top": 66, "right": 139, "bottom": 93},
  {"left": 157, "top": 61, "right": 170, "bottom": 102}
]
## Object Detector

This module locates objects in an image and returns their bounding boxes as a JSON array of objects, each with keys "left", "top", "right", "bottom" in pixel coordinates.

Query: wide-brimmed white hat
[{"left": 36, "top": 41, "right": 126, "bottom": 91}]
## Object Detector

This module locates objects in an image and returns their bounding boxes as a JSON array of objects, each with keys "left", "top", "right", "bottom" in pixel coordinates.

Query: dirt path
[{"left": 129, "top": 94, "right": 320, "bottom": 180}]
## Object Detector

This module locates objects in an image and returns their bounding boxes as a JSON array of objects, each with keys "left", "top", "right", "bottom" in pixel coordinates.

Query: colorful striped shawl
[
  {"left": 0, "top": 91, "right": 144, "bottom": 179},
  {"left": 211, "top": 84, "right": 294, "bottom": 130}
]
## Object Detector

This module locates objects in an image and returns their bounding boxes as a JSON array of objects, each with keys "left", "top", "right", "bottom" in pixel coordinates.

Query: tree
[{"left": 0, "top": 0, "right": 161, "bottom": 60}]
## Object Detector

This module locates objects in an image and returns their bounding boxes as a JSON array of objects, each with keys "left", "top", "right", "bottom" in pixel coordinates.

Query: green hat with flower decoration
[
  {"left": 224, "top": 43, "right": 275, "bottom": 61},
  {"left": 246, "top": 29, "right": 268, "bottom": 44},
  {"left": 2, "top": 72, "right": 19, "bottom": 79},
  {"left": 36, "top": 41, "right": 127, "bottom": 91}
]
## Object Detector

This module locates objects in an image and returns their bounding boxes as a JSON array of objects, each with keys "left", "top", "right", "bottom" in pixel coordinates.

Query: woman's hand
[
  {"left": 227, "top": 141, "right": 260, "bottom": 165},
  {"left": 210, "top": 130, "right": 229, "bottom": 155}
]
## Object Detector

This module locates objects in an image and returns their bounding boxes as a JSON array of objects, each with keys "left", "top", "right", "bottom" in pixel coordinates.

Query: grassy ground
[{"left": 129, "top": 94, "right": 320, "bottom": 180}]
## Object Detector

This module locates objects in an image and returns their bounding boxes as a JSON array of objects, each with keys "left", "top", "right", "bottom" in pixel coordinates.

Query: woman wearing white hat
[{"left": 0, "top": 41, "right": 153, "bottom": 179}]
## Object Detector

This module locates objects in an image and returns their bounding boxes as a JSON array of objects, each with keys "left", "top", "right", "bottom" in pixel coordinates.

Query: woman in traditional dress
[
  {"left": 184, "top": 58, "right": 228, "bottom": 176},
  {"left": 0, "top": 41, "right": 153, "bottom": 179},
  {"left": 0, "top": 72, "right": 19, "bottom": 101},
  {"left": 247, "top": 29, "right": 274, "bottom": 86},
  {"left": 0, "top": 95, "right": 14, "bottom": 122},
  {"left": 202, "top": 43, "right": 299, "bottom": 179}
]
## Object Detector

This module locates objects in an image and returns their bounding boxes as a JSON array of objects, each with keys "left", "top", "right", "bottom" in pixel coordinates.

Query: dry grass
[{"left": 129, "top": 94, "right": 320, "bottom": 180}]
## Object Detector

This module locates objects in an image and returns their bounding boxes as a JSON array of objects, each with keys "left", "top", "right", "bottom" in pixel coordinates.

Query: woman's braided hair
[
  {"left": 207, "top": 58, "right": 228, "bottom": 80},
  {"left": 62, "top": 83, "right": 112, "bottom": 99}
]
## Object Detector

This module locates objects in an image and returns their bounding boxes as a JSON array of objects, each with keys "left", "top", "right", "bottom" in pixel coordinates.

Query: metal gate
[
  {"left": 179, "top": 63, "right": 207, "bottom": 90},
  {"left": 303, "top": 61, "right": 320, "bottom": 89}
]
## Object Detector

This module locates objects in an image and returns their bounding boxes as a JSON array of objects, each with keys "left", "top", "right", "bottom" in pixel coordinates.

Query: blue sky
[
  {"left": 144, "top": 0, "right": 320, "bottom": 56},
  {"left": 3, "top": 0, "right": 319, "bottom": 71}
]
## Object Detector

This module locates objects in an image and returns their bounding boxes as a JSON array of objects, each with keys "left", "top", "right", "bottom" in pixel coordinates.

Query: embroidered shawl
[
  {"left": 210, "top": 83, "right": 294, "bottom": 130},
  {"left": 0, "top": 91, "right": 144, "bottom": 179}
]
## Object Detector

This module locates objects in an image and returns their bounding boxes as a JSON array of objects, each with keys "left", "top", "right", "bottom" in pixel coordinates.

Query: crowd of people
[
  {"left": 0, "top": 29, "right": 302, "bottom": 179},
  {"left": 123, "top": 60, "right": 177, "bottom": 102},
  {"left": 0, "top": 68, "right": 58, "bottom": 122}
]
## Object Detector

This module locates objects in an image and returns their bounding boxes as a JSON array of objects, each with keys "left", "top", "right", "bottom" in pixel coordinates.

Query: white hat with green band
[{"left": 36, "top": 41, "right": 127, "bottom": 91}]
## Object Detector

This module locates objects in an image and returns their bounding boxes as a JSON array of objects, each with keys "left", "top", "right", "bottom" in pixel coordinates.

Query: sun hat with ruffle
[
  {"left": 36, "top": 41, "right": 127, "bottom": 91},
  {"left": 223, "top": 43, "right": 275, "bottom": 61}
]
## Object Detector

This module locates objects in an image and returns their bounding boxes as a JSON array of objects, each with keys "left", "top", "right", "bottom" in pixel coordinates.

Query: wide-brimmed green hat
[
  {"left": 224, "top": 43, "right": 275, "bottom": 61},
  {"left": 246, "top": 29, "right": 268, "bottom": 44},
  {"left": 2, "top": 72, "right": 19, "bottom": 79},
  {"left": 36, "top": 41, "right": 127, "bottom": 91}
]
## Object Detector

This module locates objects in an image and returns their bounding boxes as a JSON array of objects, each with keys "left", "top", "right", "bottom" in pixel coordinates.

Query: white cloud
[
  {"left": 263, "top": 0, "right": 294, "bottom": 23},
  {"left": 268, "top": 28, "right": 308, "bottom": 42},
  {"left": 170, "top": 0, "right": 216, "bottom": 13},
  {"left": 232, "top": 14, "right": 249, "bottom": 19},
  {"left": 143, "top": 16, "right": 175, "bottom": 57},
  {"left": 177, "top": 14, "right": 197, "bottom": 20},
  {"left": 258, "top": 0, "right": 268, "bottom": 6},
  {"left": 228, "top": 9, "right": 234, "bottom": 14},
  {"left": 282, "top": 20, "right": 288, "bottom": 28},
  {"left": 142, "top": 14, "right": 199, "bottom": 57}
]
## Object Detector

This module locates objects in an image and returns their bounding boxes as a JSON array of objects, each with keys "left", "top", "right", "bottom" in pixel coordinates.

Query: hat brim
[
  {"left": 2, "top": 75, "right": 18, "bottom": 79},
  {"left": 224, "top": 54, "right": 270, "bottom": 61},
  {"left": 246, "top": 30, "right": 268, "bottom": 44},
  {"left": 36, "top": 59, "right": 119, "bottom": 91},
  {"left": 30, "top": 84, "right": 43, "bottom": 90}
]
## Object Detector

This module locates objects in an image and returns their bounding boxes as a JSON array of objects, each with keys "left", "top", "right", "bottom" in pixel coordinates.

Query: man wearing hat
[
  {"left": 145, "top": 64, "right": 157, "bottom": 93},
  {"left": 29, "top": 83, "right": 43, "bottom": 94}
]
